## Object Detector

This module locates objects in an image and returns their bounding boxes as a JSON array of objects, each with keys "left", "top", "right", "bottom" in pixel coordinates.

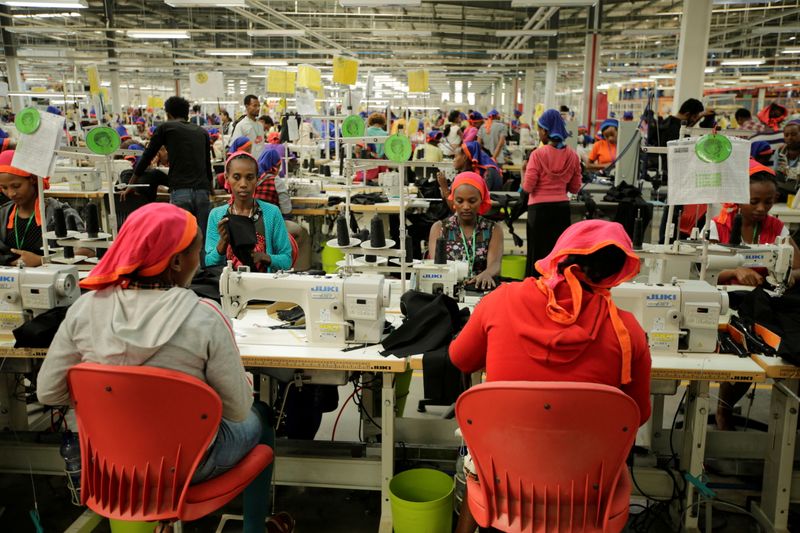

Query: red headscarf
[
  {"left": 267, "top": 131, "right": 281, "bottom": 144},
  {"left": 80, "top": 203, "right": 198, "bottom": 290},
  {"left": 534, "top": 220, "right": 641, "bottom": 384},
  {"left": 0, "top": 150, "right": 50, "bottom": 227},
  {"left": 448, "top": 171, "right": 492, "bottom": 215}
]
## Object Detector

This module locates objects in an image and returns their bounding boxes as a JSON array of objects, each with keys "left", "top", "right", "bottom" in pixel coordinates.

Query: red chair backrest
[
  {"left": 67, "top": 363, "right": 223, "bottom": 522},
  {"left": 455, "top": 381, "right": 639, "bottom": 532}
]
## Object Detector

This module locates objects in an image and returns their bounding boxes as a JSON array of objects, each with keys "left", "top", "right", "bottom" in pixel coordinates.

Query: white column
[
  {"left": 110, "top": 70, "right": 121, "bottom": 116},
  {"left": 504, "top": 83, "right": 514, "bottom": 117},
  {"left": 544, "top": 60, "right": 558, "bottom": 110},
  {"left": 523, "top": 69, "right": 535, "bottom": 125},
  {"left": 757, "top": 87, "right": 766, "bottom": 112},
  {"left": 5, "top": 55, "right": 25, "bottom": 113},
  {"left": 673, "top": 0, "right": 712, "bottom": 114}
]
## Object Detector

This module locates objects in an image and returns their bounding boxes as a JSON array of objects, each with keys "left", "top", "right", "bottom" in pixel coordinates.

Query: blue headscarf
[
  {"left": 45, "top": 105, "right": 62, "bottom": 116},
  {"left": 0, "top": 129, "right": 7, "bottom": 140},
  {"left": 228, "top": 136, "right": 252, "bottom": 154},
  {"left": 598, "top": 118, "right": 619, "bottom": 139},
  {"left": 124, "top": 143, "right": 144, "bottom": 166},
  {"left": 537, "top": 109, "right": 570, "bottom": 148},
  {"left": 487, "top": 109, "right": 500, "bottom": 118},
  {"left": 623, "top": 111, "right": 634, "bottom": 120},
  {"left": 115, "top": 125, "right": 130, "bottom": 139},
  {"left": 257, "top": 147, "right": 282, "bottom": 176},
  {"left": 461, "top": 141, "right": 499, "bottom": 177},
  {"left": 750, "top": 140, "right": 774, "bottom": 159}
]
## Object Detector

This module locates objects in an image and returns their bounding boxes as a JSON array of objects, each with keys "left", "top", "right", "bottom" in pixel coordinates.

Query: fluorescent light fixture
[
  {"left": 127, "top": 29, "right": 190, "bottom": 39},
  {"left": 4, "top": 26, "right": 75, "bottom": 34},
  {"left": 247, "top": 29, "right": 306, "bottom": 37},
  {"left": 707, "top": 48, "right": 732, "bottom": 54},
  {"left": 12, "top": 10, "right": 80, "bottom": 17},
  {"left": 339, "top": 0, "right": 420, "bottom": 7},
  {"left": 165, "top": 0, "right": 244, "bottom": 5},
  {"left": 205, "top": 48, "right": 253, "bottom": 56},
  {"left": 174, "top": 58, "right": 211, "bottom": 64},
  {"left": 511, "top": 0, "right": 596, "bottom": 6},
  {"left": 782, "top": 48, "right": 800, "bottom": 54},
  {"left": 372, "top": 30, "right": 431, "bottom": 37},
  {"left": 715, "top": 80, "right": 739, "bottom": 84},
  {"left": 23, "top": 77, "right": 48, "bottom": 82},
  {"left": 2, "top": 0, "right": 87, "bottom": 7},
  {"left": 487, "top": 49, "right": 535, "bottom": 54},
  {"left": 249, "top": 59, "right": 289, "bottom": 66},
  {"left": 720, "top": 58, "right": 766, "bottom": 66},
  {"left": 7, "top": 91, "right": 86, "bottom": 98},
  {"left": 620, "top": 28, "right": 679, "bottom": 36},
  {"left": 705, "top": 67, "right": 717, "bottom": 73},
  {"left": 296, "top": 48, "right": 331, "bottom": 55},
  {"left": 649, "top": 74, "right": 674, "bottom": 79},
  {"left": 495, "top": 29, "right": 557, "bottom": 37},
  {"left": 628, "top": 78, "right": 654, "bottom": 83},
  {"left": 753, "top": 25, "right": 800, "bottom": 34}
]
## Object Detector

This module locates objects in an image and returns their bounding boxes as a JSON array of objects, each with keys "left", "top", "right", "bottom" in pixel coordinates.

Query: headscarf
[
  {"left": 123, "top": 143, "right": 144, "bottom": 166},
  {"left": 599, "top": 118, "right": 619, "bottom": 137},
  {"left": 208, "top": 127, "right": 220, "bottom": 141},
  {"left": 0, "top": 150, "right": 50, "bottom": 227},
  {"left": 757, "top": 102, "right": 789, "bottom": 131},
  {"left": 267, "top": 131, "right": 281, "bottom": 144},
  {"left": 537, "top": 109, "right": 571, "bottom": 149},
  {"left": 513, "top": 109, "right": 522, "bottom": 117},
  {"left": 715, "top": 158, "right": 777, "bottom": 226},
  {"left": 484, "top": 109, "right": 500, "bottom": 133},
  {"left": 461, "top": 141, "right": 499, "bottom": 177},
  {"left": 228, "top": 136, "right": 252, "bottom": 154},
  {"left": 448, "top": 171, "right": 491, "bottom": 215},
  {"left": 468, "top": 111, "right": 483, "bottom": 126},
  {"left": 115, "top": 125, "right": 130, "bottom": 141},
  {"left": 257, "top": 148, "right": 282, "bottom": 177},
  {"left": 80, "top": 203, "right": 198, "bottom": 291},
  {"left": 223, "top": 150, "right": 259, "bottom": 193},
  {"left": 534, "top": 220, "right": 641, "bottom": 384},
  {"left": 750, "top": 140, "right": 774, "bottom": 159},
  {"left": 134, "top": 117, "right": 146, "bottom": 125},
  {"left": 623, "top": 111, "right": 634, "bottom": 121},
  {"left": 426, "top": 130, "right": 443, "bottom": 143},
  {"left": 45, "top": 106, "right": 62, "bottom": 116}
]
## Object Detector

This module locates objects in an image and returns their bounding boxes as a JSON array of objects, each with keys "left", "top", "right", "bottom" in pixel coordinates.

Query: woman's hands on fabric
[
  {"left": 252, "top": 251, "right": 272, "bottom": 267},
  {"left": 733, "top": 267, "right": 764, "bottom": 286},
  {"left": 467, "top": 271, "right": 497, "bottom": 290},
  {"left": 216, "top": 217, "right": 229, "bottom": 254},
  {"left": 11, "top": 249, "right": 43, "bottom": 267}
]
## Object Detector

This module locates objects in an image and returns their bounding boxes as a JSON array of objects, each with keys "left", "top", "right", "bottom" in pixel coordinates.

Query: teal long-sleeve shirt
[{"left": 205, "top": 200, "right": 293, "bottom": 271}]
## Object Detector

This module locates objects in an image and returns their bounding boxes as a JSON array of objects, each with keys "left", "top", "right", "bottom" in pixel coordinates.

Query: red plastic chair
[
  {"left": 66, "top": 362, "right": 273, "bottom": 524},
  {"left": 455, "top": 381, "right": 639, "bottom": 533}
]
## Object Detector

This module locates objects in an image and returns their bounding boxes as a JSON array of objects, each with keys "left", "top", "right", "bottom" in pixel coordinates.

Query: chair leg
[
  {"left": 173, "top": 521, "right": 183, "bottom": 533},
  {"left": 215, "top": 514, "right": 241, "bottom": 533}
]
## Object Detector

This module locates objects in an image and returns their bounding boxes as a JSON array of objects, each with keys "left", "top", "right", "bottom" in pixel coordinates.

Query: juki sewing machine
[
  {"left": 612, "top": 279, "right": 728, "bottom": 353},
  {"left": 51, "top": 167, "right": 102, "bottom": 192},
  {"left": 411, "top": 260, "right": 470, "bottom": 300},
  {"left": 0, "top": 264, "right": 80, "bottom": 330},
  {"left": 220, "top": 266, "right": 390, "bottom": 346}
]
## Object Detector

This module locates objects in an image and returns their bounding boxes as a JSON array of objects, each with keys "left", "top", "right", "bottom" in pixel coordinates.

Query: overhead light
[
  {"left": 511, "top": 0, "right": 596, "bottom": 6},
  {"left": 7, "top": 91, "right": 86, "bottom": 98},
  {"left": 495, "top": 30, "right": 557, "bottom": 37},
  {"left": 486, "top": 49, "right": 535, "bottom": 54},
  {"left": 165, "top": 0, "right": 244, "bottom": 5},
  {"left": 716, "top": 80, "right": 739, "bottom": 85},
  {"left": 705, "top": 67, "right": 717, "bottom": 73},
  {"left": 296, "top": 48, "right": 331, "bottom": 55},
  {"left": 649, "top": 74, "right": 674, "bottom": 79},
  {"left": 247, "top": 29, "right": 306, "bottom": 37},
  {"left": 127, "top": 29, "right": 190, "bottom": 39},
  {"left": 205, "top": 48, "right": 253, "bottom": 56},
  {"left": 371, "top": 30, "right": 431, "bottom": 37},
  {"left": 720, "top": 58, "right": 766, "bottom": 66},
  {"left": 12, "top": 10, "right": 80, "bottom": 17},
  {"left": 739, "top": 75, "right": 769, "bottom": 80},
  {"left": 339, "top": 0, "right": 420, "bottom": 7},
  {"left": 1, "top": 0, "right": 87, "bottom": 7},
  {"left": 782, "top": 47, "right": 800, "bottom": 54},
  {"left": 249, "top": 59, "right": 289, "bottom": 66},
  {"left": 628, "top": 78, "right": 654, "bottom": 83},
  {"left": 621, "top": 28, "right": 679, "bottom": 36},
  {"left": 4, "top": 26, "right": 75, "bottom": 34},
  {"left": 174, "top": 58, "right": 211, "bottom": 64},
  {"left": 707, "top": 48, "right": 732, "bottom": 54},
  {"left": 753, "top": 25, "right": 800, "bottom": 34}
]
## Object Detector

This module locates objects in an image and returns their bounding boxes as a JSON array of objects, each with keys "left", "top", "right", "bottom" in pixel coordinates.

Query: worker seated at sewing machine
[
  {"left": 0, "top": 150, "right": 94, "bottom": 266},
  {"left": 428, "top": 172, "right": 503, "bottom": 290},
  {"left": 709, "top": 160, "right": 800, "bottom": 288},
  {"left": 205, "top": 151, "right": 294, "bottom": 273}
]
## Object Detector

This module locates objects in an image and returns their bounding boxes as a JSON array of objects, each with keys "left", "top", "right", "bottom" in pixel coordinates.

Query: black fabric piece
[
  {"left": 327, "top": 193, "right": 389, "bottom": 207},
  {"left": 602, "top": 181, "right": 653, "bottom": 240},
  {"left": 188, "top": 266, "right": 223, "bottom": 301},
  {"left": 486, "top": 192, "right": 526, "bottom": 248},
  {"left": 735, "top": 287, "right": 800, "bottom": 366},
  {"left": 227, "top": 214, "right": 258, "bottom": 268},
  {"left": 421, "top": 346, "right": 466, "bottom": 406},
  {"left": 13, "top": 306, "right": 69, "bottom": 348}
]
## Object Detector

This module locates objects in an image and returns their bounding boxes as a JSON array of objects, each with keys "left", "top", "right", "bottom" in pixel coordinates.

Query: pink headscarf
[
  {"left": 448, "top": 171, "right": 492, "bottom": 215},
  {"left": 222, "top": 150, "right": 258, "bottom": 193}
]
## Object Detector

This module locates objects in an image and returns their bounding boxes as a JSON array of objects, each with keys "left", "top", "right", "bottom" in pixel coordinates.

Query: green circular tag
[
  {"left": 695, "top": 134, "right": 732, "bottom": 163},
  {"left": 15, "top": 107, "right": 40, "bottom": 135},
  {"left": 342, "top": 115, "right": 365, "bottom": 138},
  {"left": 86, "top": 127, "right": 120, "bottom": 155},
  {"left": 385, "top": 134, "right": 412, "bottom": 163}
]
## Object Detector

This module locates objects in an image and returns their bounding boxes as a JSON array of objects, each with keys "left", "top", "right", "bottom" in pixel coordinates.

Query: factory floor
[{"left": 1, "top": 373, "right": 797, "bottom": 533}]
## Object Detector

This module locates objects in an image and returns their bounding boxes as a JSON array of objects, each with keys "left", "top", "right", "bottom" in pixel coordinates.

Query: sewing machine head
[
  {"left": 611, "top": 279, "right": 729, "bottom": 353},
  {"left": 412, "top": 260, "right": 469, "bottom": 301},
  {"left": 0, "top": 264, "right": 80, "bottom": 330},
  {"left": 220, "top": 265, "right": 390, "bottom": 346}
]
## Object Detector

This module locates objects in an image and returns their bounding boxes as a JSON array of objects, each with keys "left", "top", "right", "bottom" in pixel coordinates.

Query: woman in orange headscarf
[{"left": 450, "top": 219, "right": 652, "bottom": 533}]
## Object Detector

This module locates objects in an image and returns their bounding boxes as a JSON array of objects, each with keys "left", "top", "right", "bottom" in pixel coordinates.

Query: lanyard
[
  {"left": 458, "top": 223, "right": 477, "bottom": 276},
  {"left": 752, "top": 222, "right": 760, "bottom": 244},
  {"left": 14, "top": 212, "right": 35, "bottom": 250}
]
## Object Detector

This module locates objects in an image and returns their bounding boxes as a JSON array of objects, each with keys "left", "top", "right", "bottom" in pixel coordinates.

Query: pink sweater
[{"left": 523, "top": 145, "right": 582, "bottom": 205}]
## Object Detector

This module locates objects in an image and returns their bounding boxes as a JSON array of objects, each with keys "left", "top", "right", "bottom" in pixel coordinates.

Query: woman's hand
[
  {"left": 467, "top": 271, "right": 497, "bottom": 290},
  {"left": 733, "top": 267, "right": 764, "bottom": 286},
  {"left": 216, "top": 217, "right": 229, "bottom": 254},
  {"left": 10, "top": 249, "right": 43, "bottom": 267},
  {"left": 252, "top": 251, "right": 272, "bottom": 267}
]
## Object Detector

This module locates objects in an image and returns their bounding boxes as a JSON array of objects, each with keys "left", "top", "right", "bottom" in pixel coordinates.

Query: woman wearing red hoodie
[
  {"left": 450, "top": 219, "right": 652, "bottom": 533},
  {"left": 522, "top": 109, "right": 583, "bottom": 277}
]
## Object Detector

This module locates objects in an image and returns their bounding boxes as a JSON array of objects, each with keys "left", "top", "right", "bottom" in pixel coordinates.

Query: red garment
[
  {"left": 523, "top": 145, "right": 582, "bottom": 205},
  {"left": 449, "top": 279, "right": 651, "bottom": 426},
  {"left": 757, "top": 103, "right": 788, "bottom": 132},
  {"left": 713, "top": 214, "right": 784, "bottom": 245},
  {"left": 253, "top": 173, "right": 279, "bottom": 205}
]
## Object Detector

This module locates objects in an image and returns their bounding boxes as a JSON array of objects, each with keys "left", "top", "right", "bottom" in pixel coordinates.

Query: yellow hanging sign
[
  {"left": 408, "top": 70, "right": 429, "bottom": 93},
  {"left": 607, "top": 87, "right": 620, "bottom": 105},
  {"left": 534, "top": 103, "right": 545, "bottom": 121},
  {"left": 332, "top": 56, "right": 359, "bottom": 86},
  {"left": 297, "top": 64, "right": 322, "bottom": 93},
  {"left": 86, "top": 65, "right": 101, "bottom": 97},
  {"left": 267, "top": 69, "right": 296, "bottom": 95}
]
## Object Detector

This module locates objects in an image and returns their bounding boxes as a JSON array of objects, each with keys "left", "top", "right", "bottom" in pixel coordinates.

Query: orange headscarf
[
  {"left": 80, "top": 203, "right": 198, "bottom": 290},
  {"left": 0, "top": 150, "right": 50, "bottom": 227},
  {"left": 448, "top": 171, "right": 492, "bottom": 215},
  {"left": 534, "top": 220, "right": 641, "bottom": 384}
]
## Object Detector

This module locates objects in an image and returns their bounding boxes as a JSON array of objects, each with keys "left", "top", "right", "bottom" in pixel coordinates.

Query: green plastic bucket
[
  {"left": 501, "top": 254, "right": 526, "bottom": 280},
  {"left": 394, "top": 368, "right": 412, "bottom": 417},
  {"left": 390, "top": 468, "right": 454, "bottom": 533},
  {"left": 109, "top": 519, "right": 156, "bottom": 533},
  {"left": 321, "top": 243, "right": 345, "bottom": 274}
]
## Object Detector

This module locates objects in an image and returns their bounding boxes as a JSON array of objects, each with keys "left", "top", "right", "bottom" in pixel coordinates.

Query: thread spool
[
  {"left": 365, "top": 254, "right": 377, "bottom": 263},
  {"left": 729, "top": 214, "right": 743, "bottom": 245},
  {"left": 63, "top": 245, "right": 74, "bottom": 259},
  {"left": 85, "top": 203, "right": 99, "bottom": 238},
  {"left": 309, "top": 157, "right": 315, "bottom": 170},
  {"left": 358, "top": 229, "right": 370, "bottom": 243},
  {"left": 302, "top": 159, "right": 309, "bottom": 169},
  {"left": 336, "top": 215, "right": 350, "bottom": 246},
  {"left": 369, "top": 215, "right": 386, "bottom": 247},
  {"left": 53, "top": 206, "right": 68, "bottom": 238},
  {"left": 404, "top": 235, "right": 413, "bottom": 263},
  {"left": 66, "top": 215, "right": 78, "bottom": 232},
  {"left": 632, "top": 209, "right": 644, "bottom": 249},
  {"left": 322, "top": 165, "right": 331, "bottom": 177},
  {"left": 434, "top": 236, "right": 447, "bottom": 264}
]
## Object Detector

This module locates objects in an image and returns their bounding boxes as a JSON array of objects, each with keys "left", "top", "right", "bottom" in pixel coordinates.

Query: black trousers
[{"left": 525, "top": 201, "right": 571, "bottom": 278}]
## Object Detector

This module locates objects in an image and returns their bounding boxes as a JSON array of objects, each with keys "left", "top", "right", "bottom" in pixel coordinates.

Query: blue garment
[
  {"left": 229, "top": 136, "right": 251, "bottom": 154},
  {"left": 192, "top": 405, "right": 263, "bottom": 482},
  {"left": 205, "top": 199, "right": 293, "bottom": 271},
  {"left": 366, "top": 126, "right": 387, "bottom": 158},
  {"left": 537, "top": 109, "right": 570, "bottom": 148}
]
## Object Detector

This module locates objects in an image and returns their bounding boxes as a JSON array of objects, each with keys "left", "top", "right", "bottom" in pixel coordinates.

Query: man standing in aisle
[
  {"left": 123, "top": 96, "right": 213, "bottom": 244},
  {"left": 230, "top": 94, "right": 265, "bottom": 158}
]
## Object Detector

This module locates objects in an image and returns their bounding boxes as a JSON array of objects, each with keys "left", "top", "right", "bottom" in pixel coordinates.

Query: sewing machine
[
  {"left": 611, "top": 279, "right": 728, "bottom": 353},
  {"left": 220, "top": 266, "right": 390, "bottom": 346},
  {"left": 412, "top": 260, "right": 469, "bottom": 300},
  {"left": 51, "top": 166, "right": 102, "bottom": 191},
  {"left": 0, "top": 264, "right": 80, "bottom": 330}
]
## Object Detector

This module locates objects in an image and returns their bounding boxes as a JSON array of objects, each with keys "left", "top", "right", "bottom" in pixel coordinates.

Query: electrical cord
[
  {"left": 678, "top": 498, "right": 764, "bottom": 533},
  {"left": 330, "top": 386, "right": 361, "bottom": 442}
]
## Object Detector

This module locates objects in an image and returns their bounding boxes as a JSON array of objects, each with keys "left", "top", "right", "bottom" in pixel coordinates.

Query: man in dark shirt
[{"left": 124, "top": 96, "right": 213, "bottom": 243}]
